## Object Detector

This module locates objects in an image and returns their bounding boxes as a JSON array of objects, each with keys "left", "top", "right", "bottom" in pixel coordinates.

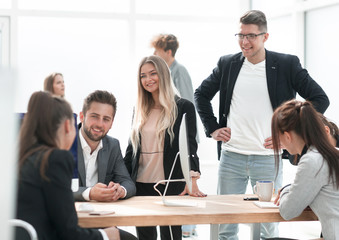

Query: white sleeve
[
  {"left": 82, "top": 187, "right": 92, "bottom": 201},
  {"left": 120, "top": 186, "right": 127, "bottom": 198},
  {"left": 279, "top": 151, "right": 328, "bottom": 220}
]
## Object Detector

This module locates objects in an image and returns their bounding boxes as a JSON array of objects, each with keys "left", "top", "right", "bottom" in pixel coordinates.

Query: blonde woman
[{"left": 124, "top": 55, "right": 205, "bottom": 240}]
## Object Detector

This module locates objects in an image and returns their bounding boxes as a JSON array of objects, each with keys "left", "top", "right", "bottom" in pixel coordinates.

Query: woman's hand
[
  {"left": 274, "top": 188, "right": 282, "bottom": 206},
  {"left": 179, "top": 178, "right": 207, "bottom": 197}
]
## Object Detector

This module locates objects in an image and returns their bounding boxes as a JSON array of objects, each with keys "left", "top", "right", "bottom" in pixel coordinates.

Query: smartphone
[
  {"left": 89, "top": 211, "right": 115, "bottom": 215},
  {"left": 243, "top": 197, "right": 259, "bottom": 201}
]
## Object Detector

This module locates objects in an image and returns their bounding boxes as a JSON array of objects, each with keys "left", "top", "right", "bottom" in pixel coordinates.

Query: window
[
  {"left": 306, "top": 4, "right": 339, "bottom": 121},
  {"left": 0, "top": 17, "right": 9, "bottom": 67},
  {"left": 18, "top": 0, "right": 129, "bottom": 13},
  {"left": 136, "top": 0, "right": 239, "bottom": 17}
]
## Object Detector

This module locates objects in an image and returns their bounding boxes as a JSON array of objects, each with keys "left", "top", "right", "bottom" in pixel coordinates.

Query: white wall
[
  {"left": 305, "top": 4, "right": 339, "bottom": 122},
  {"left": 0, "top": 70, "right": 18, "bottom": 240}
]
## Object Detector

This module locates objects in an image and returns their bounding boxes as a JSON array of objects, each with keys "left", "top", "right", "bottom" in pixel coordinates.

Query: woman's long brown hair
[
  {"left": 271, "top": 100, "right": 339, "bottom": 188},
  {"left": 18, "top": 91, "right": 73, "bottom": 180},
  {"left": 43, "top": 72, "right": 63, "bottom": 95}
]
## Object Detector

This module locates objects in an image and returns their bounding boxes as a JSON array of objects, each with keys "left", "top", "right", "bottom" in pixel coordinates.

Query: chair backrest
[
  {"left": 9, "top": 219, "right": 38, "bottom": 240},
  {"left": 17, "top": 112, "right": 79, "bottom": 178}
]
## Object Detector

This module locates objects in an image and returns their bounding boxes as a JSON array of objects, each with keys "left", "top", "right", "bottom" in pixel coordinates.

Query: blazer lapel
[
  {"left": 163, "top": 132, "right": 170, "bottom": 156},
  {"left": 224, "top": 56, "right": 244, "bottom": 115},
  {"left": 77, "top": 136, "right": 86, "bottom": 186},
  {"left": 265, "top": 50, "right": 278, "bottom": 109},
  {"left": 97, "top": 138, "right": 108, "bottom": 183}
]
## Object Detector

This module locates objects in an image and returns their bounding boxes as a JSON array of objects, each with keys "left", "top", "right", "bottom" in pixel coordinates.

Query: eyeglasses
[{"left": 235, "top": 32, "right": 266, "bottom": 41}]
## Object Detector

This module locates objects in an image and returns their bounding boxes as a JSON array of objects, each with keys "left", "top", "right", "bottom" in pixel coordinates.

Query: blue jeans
[{"left": 218, "top": 150, "right": 283, "bottom": 240}]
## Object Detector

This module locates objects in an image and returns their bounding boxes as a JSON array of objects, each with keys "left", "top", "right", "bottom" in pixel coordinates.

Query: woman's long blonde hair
[{"left": 130, "top": 55, "right": 178, "bottom": 156}]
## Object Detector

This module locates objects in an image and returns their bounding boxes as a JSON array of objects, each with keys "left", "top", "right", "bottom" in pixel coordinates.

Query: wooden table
[{"left": 77, "top": 194, "right": 317, "bottom": 240}]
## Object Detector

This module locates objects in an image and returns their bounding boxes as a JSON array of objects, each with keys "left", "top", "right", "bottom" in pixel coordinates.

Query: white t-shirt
[{"left": 222, "top": 58, "right": 274, "bottom": 155}]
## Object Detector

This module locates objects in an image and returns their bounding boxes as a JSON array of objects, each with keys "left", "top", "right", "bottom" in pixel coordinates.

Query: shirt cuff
[
  {"left": 82, "top": 187, "right": 92, "bottom": 201},
  {"left": 190, "top": 170, "right": 201, "bottom": 179},
  {"left": 98, "top": 229, "right": 109, "bottom": 240},
  {"left": 121, "top": 186, "right": 127, "bottom": 198}
]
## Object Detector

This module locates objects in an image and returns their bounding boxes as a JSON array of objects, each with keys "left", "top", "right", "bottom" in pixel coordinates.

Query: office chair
[{"left": 9, "top": 219, "right": 38, "bottom": 240}]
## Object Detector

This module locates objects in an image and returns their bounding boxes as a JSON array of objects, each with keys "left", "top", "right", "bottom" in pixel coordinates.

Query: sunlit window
[
  {"left": 1, "top": 0, "right": 339, "bottom": 159},
  {"left": 305, "top": 4, "right": 339, "bottom": 122},
  {"left": 136, "top": 0, "right": 239, "bottom": 17},
  {"left": 0, "top": 0, "right": 11, "bottom": 9},
  {"left": 18, "top": 0, "right": 129, "bottom": 13},
  {"left": 0, "top": 31, "right": 2, "bottom": 66},
  {"left": 0, "top": 17, "right": 9, "bottom": 67},
  {"left": 251, "top": 0, "right": 294, "bottom": 13},
  {"left": 265, "top": 15, "right": 295, "bottom": 55}
]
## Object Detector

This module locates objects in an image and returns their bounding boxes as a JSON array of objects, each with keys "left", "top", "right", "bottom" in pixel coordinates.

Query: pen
[{"left": 243, "top": 197, "right": 259, "bottom": 201}]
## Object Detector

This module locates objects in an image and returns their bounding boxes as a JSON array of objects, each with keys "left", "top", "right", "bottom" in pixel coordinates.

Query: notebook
[{"left": 253, "top": 201, "right": 279, "bottom": 209}]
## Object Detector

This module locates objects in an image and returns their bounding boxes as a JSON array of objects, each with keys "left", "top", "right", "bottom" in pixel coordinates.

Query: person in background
[
  {"left": 319, "top": 113, "right": 339, "bottom": 148},
  {"left": 74, "top": 90, "right": 136, "bottom": 203},
  {"left": 15, "top": 91, "right": 124, "bottom": 240},
  {"left": 271, "top": 100, "right": 339, "bottom": 240},
  {"left": 44, "top": 72, "right": 65, "bottom": 97},
  {"left": 151, "top": 34, "right": 194, "bottom": 104},
  {"left": 124, "top": 55, "right": 206, "bottom": 240},
  {"left": 151, "top": 33, "right": 198, "bottom": 238},
  {"left": 194, "top": 10, "right": 329, "bottom": 239}
]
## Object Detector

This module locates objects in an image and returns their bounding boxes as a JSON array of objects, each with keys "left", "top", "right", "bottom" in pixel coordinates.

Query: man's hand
[
  {"left": 109, "top": 181, "right": 126, "bottom": 201},
  {"left": 89, "top": 182, "right": 125, "bottom": 202},
  {"left": 274, "top": 188, "right": 282, "bottom": 206},
  {"left": 211, "top": 127, "right": 231, "bottom": 142},
  {"left": 264, "top": 137, "right": 285, "bottom": 149},
  {"left": 89, "top": 183, "right": 115, "bottom": 202},
  {"left": 103, "top": 226, "right": 120, "bottom": 240},
  {"left": 263, "top": 137, "right": 273, "bottom": 149},
  {"left": 89, "top": 182, "right": 124, "bottom": 202}
]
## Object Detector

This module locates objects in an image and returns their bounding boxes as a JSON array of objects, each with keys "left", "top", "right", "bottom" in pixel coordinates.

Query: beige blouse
[{"left": 137, "top": 108, "right": 165, "bottom": 183}]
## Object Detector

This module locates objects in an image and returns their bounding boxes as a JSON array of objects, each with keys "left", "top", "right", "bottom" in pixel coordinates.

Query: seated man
[{"left": 74, "top": 90, "right": 136, "bottom": 202}]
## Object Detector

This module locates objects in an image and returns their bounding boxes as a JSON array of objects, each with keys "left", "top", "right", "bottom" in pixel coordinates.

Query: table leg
[
  {"left": 251, "top": 223, "right": 261, "bottom": 240},
  {"left": 210, "top": 224, "right": 219, "bottom": 240}
]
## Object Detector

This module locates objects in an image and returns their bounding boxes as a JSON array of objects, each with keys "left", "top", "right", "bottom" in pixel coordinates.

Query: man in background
[{"left": 151, "top": 33, "right": 195, "bottom": 104}]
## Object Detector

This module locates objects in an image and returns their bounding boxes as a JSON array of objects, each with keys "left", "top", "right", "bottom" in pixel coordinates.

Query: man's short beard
[{"left": 83, "top": 125, "right": 107, "bottom": 142}]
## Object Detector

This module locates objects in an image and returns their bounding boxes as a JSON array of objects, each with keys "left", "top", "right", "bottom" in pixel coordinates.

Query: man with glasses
[{"left": 194, "top": 10, "right": 329, "bottom": 240}]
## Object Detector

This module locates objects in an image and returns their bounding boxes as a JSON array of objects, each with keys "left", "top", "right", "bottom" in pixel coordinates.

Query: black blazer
[
  {"left": 16, "top": 149, "right": 102, "bottom": 240},
  {"left": 74, "top": 127, "right": 136, "bottom": 201},
  {"left": 195, "top": 49, "right": 330, "bottom": 158},
  {"left": 124, "top": 98, "right": 200, "bottom": 195}
]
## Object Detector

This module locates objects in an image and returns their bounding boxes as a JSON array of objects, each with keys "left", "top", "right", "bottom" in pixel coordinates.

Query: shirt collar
[
  {"left": 300, "top": 145, "right": 309, "bottom": 158},
  {"left": 244, "top": 57, "right": 266, "bottom": 68}
]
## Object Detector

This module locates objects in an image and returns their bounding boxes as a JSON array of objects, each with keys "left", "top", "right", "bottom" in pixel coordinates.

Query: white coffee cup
[{"left": 253, "top": 180, "right": 274, "bottom": 202}]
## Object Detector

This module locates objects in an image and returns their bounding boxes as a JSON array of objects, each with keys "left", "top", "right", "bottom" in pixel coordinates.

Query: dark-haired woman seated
[
  {"left": 15, "top": 91, "right": 137, "bottom": 240},
  {"left": 271, "top": 100, "right": 339, "bottom": 239}
]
